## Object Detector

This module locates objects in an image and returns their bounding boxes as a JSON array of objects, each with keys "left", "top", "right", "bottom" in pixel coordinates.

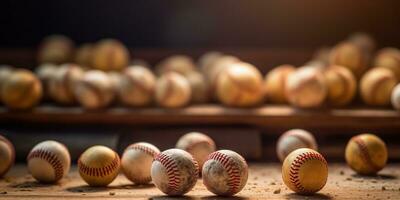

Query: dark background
[{"left": 1, "top": 0, "right": 400, "bottom": 48}]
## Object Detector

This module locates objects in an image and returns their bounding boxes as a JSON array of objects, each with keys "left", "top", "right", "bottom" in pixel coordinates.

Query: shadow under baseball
[
  {"left": 201, "top": 195, "right": 250, "bottom": 200},
  {"left": 149, "top": 195, "right": 196, "bottom": 200},
  {"left": 284, "top": 193, "right": 332, "bottom": 200},
  {"left": 351, "top": 173, "right": 397, "bottom": 180},
  {"left": 9, "top": 181, "right": 60, "bottom": 189}
]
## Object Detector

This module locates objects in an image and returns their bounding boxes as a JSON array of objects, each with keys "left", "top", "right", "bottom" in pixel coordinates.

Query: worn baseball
[
  {"left": 1, "top": 69, "right": 43, "bottom": 110},
  {"left": 216, "top": 62, "right": 264, "bottom": 107},
  {"left": 374, "top": 48, "right": 400, "bottom": 80},
  {"left": 35, "top": 63, "right": 58, "bottom": 99},
  {"left": 48, "top": 64, "right": 84, "bottom": 104},
  {"left": 329, "top": 41, "right": 367, "bottom": 77},
  {"left": 198, "top": 51, "right": 224, "bottom": 75},
  {"left": 176, "top": 132, "right": 216, "bottom": 172},
  {"left": 78, "top": 145, "right": 121, "bottom": 186},
  {"left": 360, "top": 67, "right": 398, "bottom": 106},
  {"left": 282, "top": 148, "right": 328, "bottom": 195},
  {"left": 348, "top": 32, "right": 376, "bottom": 56},
  {"left": 345, "top": 134, "right": 387, "bottom": 175},
  {"left": 0, "top": 135, "right": 15, "bottom": 177},
  {"left": 0, "top": 66, "right": 15, "bottom": 103},
  {"left": 151, "top": 149, "right": 199, "bottom": 196},
  {"left": 74, "top": 70, "right": 115, "bottom": 109},
  {"left": 121, "top": 142, "right": 160, "bottom": 184},
  {"left": 276, "top": 129, "right": 318, "bottom": 162},
  {"left": 91, "top": 39, "right": 129, "bottom": 71},
  {"left": 155, "top": 72, "right": 191, "bottom": 108},
  {"left": 37, "top": 35, "right": 75, "bottom": 65},
  {"left": 119, "top": 66, "right": 156, "bottom": 107},
  {"left": 391, "top": 83, "right": 400, "bottom": 110},
  {"left": 155, "top": 55, "right": 196, "bottom": 76},
  {"left": 285, "top": 66, "right": 327, "bottom": 108},
  {"left": 264, "top": 64, "right": 296, "bottom": 104},
  {"left": 202, "top": 150, "right": 248, "bottom": 196},
  {"left": 27, "top": 140, "right": 71, "bottom": 183},
  {"left": 107, "top": 71, "right": 122, "bottom": 97},
  {"left": 75, "top": 43, "right": 94, "bottom": 68},
  {"left": 185, "top": 71, "right": 210, "bottom": 103},
  {"left": 322, "top": 65, "right": 357, "bottom": 106}
]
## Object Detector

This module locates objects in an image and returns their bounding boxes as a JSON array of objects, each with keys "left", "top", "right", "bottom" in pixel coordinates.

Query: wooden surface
[
  {"left": 0, "top": 105, "right": 399, "bottom": 129},
  {"left": 0, "top": 164, "right": 399, "bottom": 199}
]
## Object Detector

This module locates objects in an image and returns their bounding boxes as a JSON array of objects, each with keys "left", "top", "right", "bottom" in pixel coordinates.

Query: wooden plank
[
  {"left": 0, "top": 164, "right": 399, "bottom": 199},
  {"left": 0, "top": 105, "right": 399, "bottom": 129}
]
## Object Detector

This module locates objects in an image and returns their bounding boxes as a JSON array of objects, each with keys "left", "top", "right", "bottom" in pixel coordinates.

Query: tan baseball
[
  {"left": 0, "top": 66, "right": 14, "bottom": 103},
  {"left": 202, "top": 150, "right": 248, "bottom": 196},
  {"left": 391, "top": 83, "right": 400, "bottom": 110},
  {"left": 0, "top": 135, "right": 15, "bottom": 177},
  {"left": 121, "top": 142, "right": 160, "bottom": 184},
  {"left": 48, "top": 63, "right": 84, "bottom": 104},
  {"left": 322, "top": 65, "right": 357, "bottom": 106},
  {"left": 151, "top": 148, "right": 199, "bottom": 196},
  {"left": 360, "top": 67, "right": 398, "bottom": 106},
  {"left": 285, "top": 66, "right": 327, "bottom": 108},
  {"left": 155, "top": 72, "right": 191, "bottom": 108},
  {"left": 198, "top": 51, "right": 224, "bottom": 75},
  {"left": 329, "top": 41, "right": 367, "bottom": 77},
  {"left": 91, "top": 39, "right": 129, "bottom": 71},
  {"left": 27, "top": 140, "right": 71, "bottom": 183},
  {"left": 1, "top": 69, "right": 43, "bottom": 110},
  {"left": 35, "top": 63, "right": 58, "bottom": 99},
  {"left": 264, "top": 64, "right": 296, "bottom": 104},
  {"left": 73, "top": 70, "right": 115, "bottom": 109},
  {"left": 282, "top": 148, "right": 328, "bottom": 195},
  {"left": 347, "top": 32, "right": 376, "bottom": 56},
  {"left": 276, "top": 129, "right": 318, "bottom": 162},
  {"left": 176, "top": 132, "right": 216, "bottom": 172},
  {"left": 119, "top": 66, "right": 156, "bottom": 107},
  {"left": 37, "top": 35, "right": 75, "bottom": 65},
  {"left": 374, "top": 47, "right": 400, "bottom": 80},
  {"left": 155, "top": 55, "right": 196, "bottom": 76},
  {"left": 75, "top": 43, "right": 94, "bottom": 68},
  {"left": 78, "top": 145, "right": 121, "bottom": 186},
  {"left": 345, "top": 134, "right": 387, "bottom": 175},
  {"left": 216, "top": 62, "right": 264, "bottom": 107},
  {"left": 185, "top": 71, "right": 210, "bottom": 103}
]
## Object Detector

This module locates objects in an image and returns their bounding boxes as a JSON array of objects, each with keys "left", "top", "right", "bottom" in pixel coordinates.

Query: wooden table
[{"left": 0, "top": 164, "right": 399, "bottom": 199}]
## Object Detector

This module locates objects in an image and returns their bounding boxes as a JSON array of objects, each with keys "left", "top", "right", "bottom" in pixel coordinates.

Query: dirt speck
[
  {"left": 270, "top": 182, "right": 276, "bottom": 185},
  {"left": 340, "top": 171, "right": 344, "bottom": 175},
  {"left": 382, "top": 186, "right": 386, "bottom": 191},
  {"left": 346, "top": 177, "right": 352, "bottom": 181},
  {"left": 0, "top": 191, "right": 7, "bottom": 195},
  {"left": 109, "top": 192, "right": 115, "bottom": 196},
  {"left": 273, "top": 188, "right": 281, "bottom": 194}
]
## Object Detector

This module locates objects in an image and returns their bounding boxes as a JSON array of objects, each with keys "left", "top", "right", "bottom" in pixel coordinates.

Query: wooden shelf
[{"left": 0, "top": 105, "right": 399, "bottom": 129}]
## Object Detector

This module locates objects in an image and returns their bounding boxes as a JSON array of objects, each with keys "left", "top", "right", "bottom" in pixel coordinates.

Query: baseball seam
[
  {"left": 353, "top": 137, "right": 381, "bottom": 171},
  {"left": 155, "top": 153, "right": 181, "bottom": 193},
  {"left": 289, "top": 151, "right": 327, "bottom": 194},
  {"left": 27, "top": 149, "right": 64, "bottom": 180},
  {"left": 208, "top": 152, "right": 243, "bottom": 194},
  {"left": 78, "top": 152, "right": 120, "bottom": 177}
]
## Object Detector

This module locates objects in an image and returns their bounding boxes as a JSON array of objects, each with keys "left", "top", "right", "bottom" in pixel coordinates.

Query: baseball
[
  {"left": 73, "top": 70, "right": 115, "bottom": 109},
  {"left": 285, "top": 66, "right": 327, "bottom": 108},
  {"left": 198, "top": 51, "right": 224, "bottom": 75},
  {"left": 329, "top": 41, "right": 367, "bottom": 77},
  {"left": 107, "top": 71, "right": 122, "bottom": 96},
  {"left": 202, "top": 150, "right": 248, "bottom": 196},
  {"left": 0, "top": 66, "right": 14, "bottom": 103},
  {"left": 151, "top": 149, "right": 199, "bottom": 196},
  {"left": 91, "top": 39, "right": 129, "bottom": 71},
  {"left": 176, "top": 132, "right": 216, "bottom": 172},
  {"left": 1, "top": 69, "right": 43, "bottom": 110},
  {"left": 35, "top": 63, "right": 58, "bottom": 99},
  {"left": 75, "top": 43, "right": 94, "bottom": 68},
  {"left": 347, "top": 32, "right": 376, "bottom": 56},
  {"left": 37, "top": 35, "right": 75, "bottom": 65},
  {"left": 345, "top": 134, "right": 387, "bottom": 175},
  {"left": 322, "top": 65, "right": 357, "bottom": 106},
  {"left": 391, "top": 83, "right": 400, "bottom": 110},
  {"left": 264, "top": 64, "right": 296, "bottom": 104},
  {"left": 374, "top": 47, "right": 400, "bottom": 80},
  {"left": 78, "top": 145, "right": 121, "bottom": 186},
  {"left": 155, "top": 72, "right": 191, "bottom": 108},
  {"left": 118, "top": 66, "right": 156, "bottom": 107},
  {"left": 121, "top": 142, "right": 160, "bottom": 184},
  {"left": 0, "top": 135, "right": 15, "bottom": 177},
  {"left": 185, "top": 71, "right": 210, "bottom": 104},
  {"left": 155, "top": 55, "right": 196, "bottom": 76},
  {"left": 282, "top": 148, "right": 328, "bottom": 195},
  {"left": 360, "top": 67, "right": 398, "bottom": 106},
  {"left": 27, "top": 140, "right": 71, "bottom": 183},
  {"left": 48, "top": 64, "right": 84, "bottom": 104},
  {"left": 276, "top": 129, "right": 318, "bottom": 162},
  {"left": 216, "top": 62, "right": 264, "bottom": 107}
]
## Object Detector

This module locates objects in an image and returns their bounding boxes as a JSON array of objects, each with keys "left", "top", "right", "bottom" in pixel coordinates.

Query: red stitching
[
  {"left": 208, "top": 152, "right": 245, "bottom": 194},
  {"left": 289, "top": 151, "right": 327, "bottom": 194},
  {"left": 353, "top": 137, "right": 380, "bottom": 171},
  {"left": 126, "top": 144, "right": 159, "bottom": 158},
  {"left": 155, "top": 153, "right": 181, "bottom": 193},
  {"left": 27, "top": 149, "right": 64, "bottom": 180},
  {"left": 78, "top": 152, "right": 120, "bottom": 177}
]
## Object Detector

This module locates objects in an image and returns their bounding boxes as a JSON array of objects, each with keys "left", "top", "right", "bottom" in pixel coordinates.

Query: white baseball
[
  {"left": 276, "top": 129, "right": 318, "bottom": 162},
  {"left": 202, "top": 150, "right": 248, "bottom": 196},
  {"left": 391, "top": 83, "right": 400, "bottom": 110},
  {"left": 176, "top": 132, "right": 216, "bottom": 172},
  {"left": 151, "top": 149, "right": 199, "bottom": 196},
  {"left": 27, "top": 140, "right": 71, "bottom": 183},
  {"left": 0, "top": 135, "right": 15, "bottom": 177},
  {"left": 121, "top": 142, "right": 160, "bottom": 184}
]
